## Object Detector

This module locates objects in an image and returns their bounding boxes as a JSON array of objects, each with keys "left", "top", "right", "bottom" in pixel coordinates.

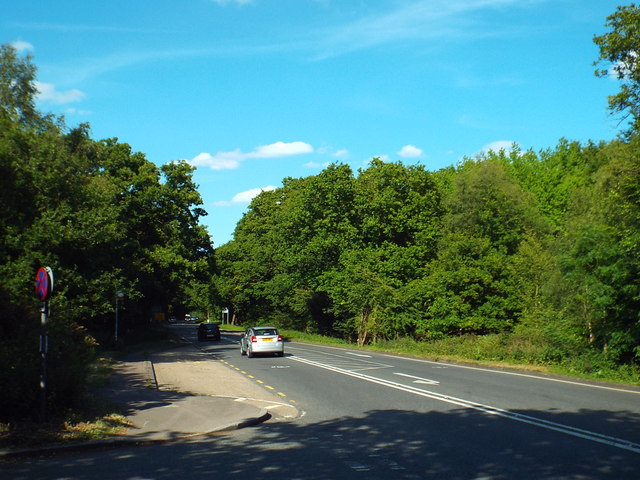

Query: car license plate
[{"left": 262, "top": 338, "right": 273, "bottom": 342}]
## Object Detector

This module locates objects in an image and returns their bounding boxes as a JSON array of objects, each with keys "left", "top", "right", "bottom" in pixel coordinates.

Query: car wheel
[
  {"left": 240, "top": 343, "right": 246, "bottom": 355},
  {"left": 247, "top": 347, "right": 254, "bottom": 358}
]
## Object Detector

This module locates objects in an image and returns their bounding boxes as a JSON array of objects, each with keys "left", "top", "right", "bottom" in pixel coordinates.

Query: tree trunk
[{"left": 357, "top": 308, "right": 370, "bottom": 347}]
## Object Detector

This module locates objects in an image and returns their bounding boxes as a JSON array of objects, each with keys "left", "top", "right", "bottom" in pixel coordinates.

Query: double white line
[{"left": 290, "top": 355, "right": 640, "bottom": 454}]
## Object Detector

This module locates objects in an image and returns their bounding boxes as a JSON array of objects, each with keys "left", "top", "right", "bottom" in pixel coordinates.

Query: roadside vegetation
[{"left": 2, "top": 4, "right": 640, "bottom": 445}]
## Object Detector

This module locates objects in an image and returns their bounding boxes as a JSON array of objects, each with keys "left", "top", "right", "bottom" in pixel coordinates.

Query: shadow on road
[{"left": 17, "top": 407, "right": 640, "bottom": 479}]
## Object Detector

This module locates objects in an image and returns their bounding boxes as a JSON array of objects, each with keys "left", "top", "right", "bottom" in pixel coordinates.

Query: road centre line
[{"left": 289, "top": 355, "right": 640, "bottom": 454}]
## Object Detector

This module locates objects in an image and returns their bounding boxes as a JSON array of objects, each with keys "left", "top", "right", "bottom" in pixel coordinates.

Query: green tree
[
  {"left": 355, "top": 158, "right": 442, "bottom": 248},
  {"left": 0, "top": 43, "right": 40, "bottom": 126},
  {"left": 497, "top": 140, "right": 604, "bottom": 232},
  {"left": 558, "top": 138, "right": 640, "bottom": 362},
  {"left": 320, "top": 248, "right": 396, "bottom": 345},
  {"left": 446, "top": 158, "right": 547, "bottom": 255},
  {"left": 408, "top": 234, "right": 519, "bottom": 339},
  {"left": 594, "top": 4, "right": 640, "bottom": 136}
]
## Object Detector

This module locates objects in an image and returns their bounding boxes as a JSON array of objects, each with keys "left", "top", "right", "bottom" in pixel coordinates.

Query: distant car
[
  {"left": 240, "top": 326, "right": 284, "bottom": 358},
  {"left": 197, "top": 322, "right": 221, "bottom": 341}
]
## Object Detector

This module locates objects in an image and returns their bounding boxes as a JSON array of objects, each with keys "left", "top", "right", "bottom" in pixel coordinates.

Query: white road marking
[
  {"left": 394, "top": 372, "right": 440, "bottom": 385},
  {"left": 382, "top": 354, "right": 640, "bottom": 395},
  {"left": 287, "top": 342, "right": 640, "bottom": 395},
  {"left": 286, "top": 346, "right": 392, "bottom": 372},
  {"left": 290, "top": 355, "right": 640, "bottom": 454},
  {"left": 345, "top": 352, "right": 372, "bottom": 358}
]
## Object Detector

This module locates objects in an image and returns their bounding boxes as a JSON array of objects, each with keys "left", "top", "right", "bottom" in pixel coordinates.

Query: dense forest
[
  {"left": 2, "top": 4, "right": 640, "bottom": 420},
  {"left": 217, "top": 141, "right": 640, "bottom": 369}
]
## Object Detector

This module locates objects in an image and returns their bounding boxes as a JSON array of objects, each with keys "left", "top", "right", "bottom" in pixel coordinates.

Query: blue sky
[{"left": 5, "top": 0, "right": 623, "bottom": 246}]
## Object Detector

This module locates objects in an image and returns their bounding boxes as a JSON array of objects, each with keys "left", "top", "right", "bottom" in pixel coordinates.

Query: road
[{"left": 5, "top": 325, "right": 640, "bottom": 479}]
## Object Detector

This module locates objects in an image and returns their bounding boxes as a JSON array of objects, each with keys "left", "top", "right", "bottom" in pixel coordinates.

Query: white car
[{"left": 240, "top": 326, "right": 284, "bottom": 358}]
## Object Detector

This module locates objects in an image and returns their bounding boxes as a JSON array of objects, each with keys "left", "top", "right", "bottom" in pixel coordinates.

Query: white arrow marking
[{"left": 394, "top": 372, "right": 440, "bottom": 385}]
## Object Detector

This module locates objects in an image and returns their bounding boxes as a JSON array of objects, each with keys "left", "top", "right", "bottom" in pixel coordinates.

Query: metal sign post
[
  {"left": 39, "top": 301, "right": 48, "bottom": 422},
  {"left": 35, "top": 267, "right": 54, "bottom": 422}
]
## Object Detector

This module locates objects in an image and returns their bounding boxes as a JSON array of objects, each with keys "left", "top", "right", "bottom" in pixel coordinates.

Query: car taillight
[
  {"left": 251, "top": 336, "right": 257, "bottom": 343},
  {"left": 277, "top": 335, "right": 283, "bottom": 341}
]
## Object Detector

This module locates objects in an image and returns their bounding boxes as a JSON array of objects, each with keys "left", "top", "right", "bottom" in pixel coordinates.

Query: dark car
[{"left": 197, "top": 322, "right": 221, "bottom": 341}]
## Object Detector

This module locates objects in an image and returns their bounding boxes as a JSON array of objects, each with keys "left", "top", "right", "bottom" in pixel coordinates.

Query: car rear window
[{"left": 256, "top": 329, "right": 277, "bottom": 336}]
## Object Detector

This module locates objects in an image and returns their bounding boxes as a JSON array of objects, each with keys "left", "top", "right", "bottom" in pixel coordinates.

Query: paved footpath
[{"left": 105, "top": 340, "right": 300, "bottom": 441}]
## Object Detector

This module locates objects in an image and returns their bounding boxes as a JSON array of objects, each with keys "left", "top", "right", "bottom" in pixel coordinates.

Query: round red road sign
[{"left": 35, "top": 267, "right": 53, "bottom": 302}]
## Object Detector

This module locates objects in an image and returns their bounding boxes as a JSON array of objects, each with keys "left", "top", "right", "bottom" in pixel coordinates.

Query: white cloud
[
  {"left": 11, "top": 41, "right": 34, "bottom": 53},
  {"left": 252, "top": 141, "right": 313, "bottom": 158},
  {"left": 481, "top": 140, "right": 515, "bottom": 154},
  {"left": 190, "top": 141, "right": 313, "bottom": 170},
  {"left": 213, "top": 185, "right": 276, "bottom": 206},
  {"left": 190, "top": 151, "right": 243, "bottom": 170},
  {"left": 332, "top": 149, "right": 349, "bottom": 158},
  {"left": 398, "top": 145, "right": 423, "bottom": 158},
  {"left": 35, "top": 81, "right": 86, "bottom": 104}
]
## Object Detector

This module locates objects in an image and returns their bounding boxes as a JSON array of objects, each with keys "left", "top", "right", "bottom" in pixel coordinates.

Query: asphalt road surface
[{"left": 5, "top": 324, "right": 640, "bottom": 479}]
